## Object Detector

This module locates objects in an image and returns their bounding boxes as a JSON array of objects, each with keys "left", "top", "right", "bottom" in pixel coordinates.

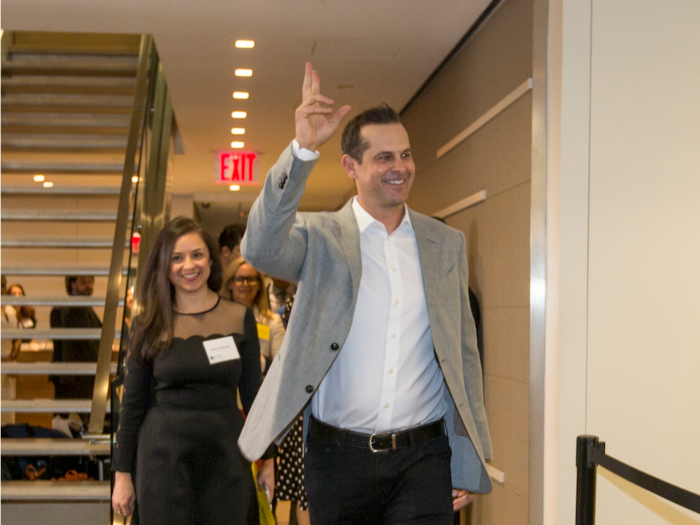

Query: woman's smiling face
[{"left": 168, "top": 232, "right": 211, "bottom": 297}]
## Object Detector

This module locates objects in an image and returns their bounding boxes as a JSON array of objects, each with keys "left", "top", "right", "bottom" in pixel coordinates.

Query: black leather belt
[{"left": 309, "top": 416, "right": 446, "bottom": 454}]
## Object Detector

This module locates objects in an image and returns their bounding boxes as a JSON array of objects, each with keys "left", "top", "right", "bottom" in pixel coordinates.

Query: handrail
[
  {"left": 88, "top": 35, "right": 154, "bottom": 434},
  {"left": 575, "top": 435, "right": 700, "bottom": 524}
]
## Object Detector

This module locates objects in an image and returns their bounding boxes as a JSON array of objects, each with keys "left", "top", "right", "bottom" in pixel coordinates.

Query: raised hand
[{"left": 295, "top": 62, "right": 351, "bottom": 152}]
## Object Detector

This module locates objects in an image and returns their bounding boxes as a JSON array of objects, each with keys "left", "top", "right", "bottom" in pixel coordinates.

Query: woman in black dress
[{"left": 111, "top": 217, "right": 274, "bottom": 524}]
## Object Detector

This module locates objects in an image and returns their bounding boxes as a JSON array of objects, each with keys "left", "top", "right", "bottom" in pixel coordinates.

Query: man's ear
[
  {"left": 341, "top": 154, "right": 358, "bottom": 180},
  {"left": 221, "top": 246, "right": 231, "bottom": 259}
]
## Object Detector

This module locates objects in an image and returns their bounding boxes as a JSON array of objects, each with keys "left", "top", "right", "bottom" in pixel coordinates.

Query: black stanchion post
[{"left": 576, "top": 435, "right": 599, "bottom": 525}]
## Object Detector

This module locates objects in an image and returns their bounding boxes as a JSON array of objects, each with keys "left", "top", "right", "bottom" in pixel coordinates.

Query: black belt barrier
[{"left": 576, "top": 435, "right": 700, "bottom": 525}]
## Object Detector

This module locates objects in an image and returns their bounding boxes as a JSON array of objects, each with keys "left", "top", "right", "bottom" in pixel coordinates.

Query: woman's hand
[
  {"left": 112, "top": 471, "right": 136, "bottom": 517},
  {"left": 257, "top": 458, "right": 275, "bottom": 503}
]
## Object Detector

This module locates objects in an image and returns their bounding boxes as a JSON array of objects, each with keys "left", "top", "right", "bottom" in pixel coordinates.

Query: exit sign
[{"left": 215, "top": 151, "right": 259, "bottom": 185}]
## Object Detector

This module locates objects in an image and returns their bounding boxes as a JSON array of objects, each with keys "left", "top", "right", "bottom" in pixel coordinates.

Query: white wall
[{"left": 549, "top": 0, "right": 700, "bottom": 523}]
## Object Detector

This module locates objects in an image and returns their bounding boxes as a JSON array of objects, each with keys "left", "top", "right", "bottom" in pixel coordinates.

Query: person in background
[
  {"left": 8, "top": 284, "right": 37, "bottom": 331},
  {"left": 267, "top": 277, "right": 297, "bottom": 314},
  {"left": 50, "top": 276, "right": 101, "bottom": 401},
  {"left": 112, "top": 217, "right": 273, "bottom": 523},
  {"left": 1, "top": 276, "right": 21, "bottom": 362},
  {"left": 218, "top": 223, "right": 247, "bottom": 270},
  {"left": 1, "top": 276, "right": 18, "bottom": 328},
  {"left": 221, "top": 258, "right": 285, "bottom": 375}
]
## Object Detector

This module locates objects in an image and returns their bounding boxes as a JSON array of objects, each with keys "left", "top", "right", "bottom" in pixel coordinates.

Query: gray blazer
[{"left": 239, "top": 143, "right": 493, "bottom": 493}]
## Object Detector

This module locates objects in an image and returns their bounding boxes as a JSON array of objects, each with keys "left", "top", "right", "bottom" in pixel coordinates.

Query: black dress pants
[{"left": 304, "top": 426, "right": 454, "bottom": 525}]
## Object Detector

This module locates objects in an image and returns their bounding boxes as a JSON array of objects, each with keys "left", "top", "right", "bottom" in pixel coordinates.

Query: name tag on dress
[
  {"left": 257, "top": 323, "right": 270, "bottom": 341},
  {"left": 203, "top": 336, "right": 240, "bottom": 365}
]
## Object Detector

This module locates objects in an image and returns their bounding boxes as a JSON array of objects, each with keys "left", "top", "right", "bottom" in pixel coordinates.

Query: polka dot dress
[{"left": 275, "top": 416, "right": 308, "bottom": 509}]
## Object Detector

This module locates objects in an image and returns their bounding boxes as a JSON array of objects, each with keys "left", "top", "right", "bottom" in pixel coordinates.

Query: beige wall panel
[
  {"left": 483, "top": 306, "right": 529, "bottom": 383},
  {"left": 585, "top": 0, "right": 700, "bottom": 523},
  {"left": 481, "top": 182, "right": 530, "bottom": 309},
  {"left": 407, "top": 93, "right": 532, "bottom": 217},
  {"left": 402, "top": 0, "right": 534, "bottom": 175},
  {"left": 485, "top": 374, "right": 530, "bottom": 495},
  {"left": 469, "top": 481, "right": 528, "bottom": 525},
  {"left": 446, "top": 204, "right": 485, "bottom": 298},
  {"left": 1, "top": 502, "right": 110, "bottom": 525}
]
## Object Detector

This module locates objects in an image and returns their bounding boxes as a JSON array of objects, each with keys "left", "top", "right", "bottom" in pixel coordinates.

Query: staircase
[{"left": 1, "top": 31, "right": 175, "bottom": 525}]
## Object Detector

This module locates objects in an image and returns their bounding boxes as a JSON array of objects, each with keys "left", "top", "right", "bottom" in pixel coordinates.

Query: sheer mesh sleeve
[{"left": 113, "top": 322, "right": 152, "bottom": 473}]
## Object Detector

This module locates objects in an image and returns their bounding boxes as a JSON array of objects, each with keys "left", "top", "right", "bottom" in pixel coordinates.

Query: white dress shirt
[{"left": 311, "top": 198, "right": 447, "bottom": 434}]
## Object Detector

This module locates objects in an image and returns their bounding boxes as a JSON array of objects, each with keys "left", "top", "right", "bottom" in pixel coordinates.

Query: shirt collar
[{"left": 351, "top": 197, "right": 412, "bottom": 234}]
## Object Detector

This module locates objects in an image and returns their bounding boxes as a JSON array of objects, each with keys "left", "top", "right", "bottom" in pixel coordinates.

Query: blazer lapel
[
  {"left": 409, "top": 210, "right": 442, "bottom": 318},
  {"left": 333, "top": 199, "right": 362, "bottom": 301}
]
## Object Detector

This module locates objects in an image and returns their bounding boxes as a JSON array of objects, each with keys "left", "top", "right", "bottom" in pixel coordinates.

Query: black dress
[{"left": 114, "top": 298, "right": 262, "bottom": 525}]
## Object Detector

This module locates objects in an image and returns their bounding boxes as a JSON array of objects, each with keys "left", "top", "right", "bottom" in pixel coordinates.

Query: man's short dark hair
[
  {"left": 218, "top": 223, "right": 247, "bottom": 252},
  {"left": 341, "top": 104, "right": 402, "bottom": 163},
  {"left": 65, "top": 276, "right": 78, "bottom": 295},
  {"left": 64, "top": 275, "right": 94, "bottom": 295}
]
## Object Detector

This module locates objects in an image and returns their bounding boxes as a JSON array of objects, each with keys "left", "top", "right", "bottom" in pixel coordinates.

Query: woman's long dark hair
[{"left": 131, "top": 217, "right": 222, "bottom": 362}]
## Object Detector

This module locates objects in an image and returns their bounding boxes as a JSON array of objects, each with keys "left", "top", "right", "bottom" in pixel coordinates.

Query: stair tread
[
  {"left": 1, "top": 400, "right": 113, "bottom": 413},
  {"left": 1, "top": 328, "right": 119, "bottom": 340},
  {"left": 1, "top": 480, "right": 111, "bottom": 500},
  {"left": 0, "top": 266, "right": 123, "bottom": 276},
  {"left": 1, "top": 438, "right": 111, "bottom": 456},
  {"left": 0, "top": 296, "right": 122, "bottom": 307},
  {"left": 1, "top": 362, "right": 118, "bottom": 375},
  {"left": 1, "top": 185, "right": 121, "bottom": 195},
  {"left": 1, "top": 238, "right": 119, "bottom": 248},
  {"left": 1, "top": 209, "right": 120, "bottom": 221}
]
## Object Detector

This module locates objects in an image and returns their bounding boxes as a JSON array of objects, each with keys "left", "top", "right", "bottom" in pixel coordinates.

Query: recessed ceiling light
[
  {"left": 231, "top": 141, "right": 245, "bottom": 148},
  {"left": 231, "top": 128, "right": 245, "bottom": 135},
  {"left": 233, "top": 92, "right": 249, "bottom": 99},
  {"left": 43, "top": 181, "right": 54, "bottom": 188},
  {"left": 235, "top": 69, "right": 253, "bottom": 77},
  {"left": 229, "top": 184, "right": 241, "bottom": 191},
  {"left": 235, "top": 40, "right": 255, "bottom": 49},
  {"left": 232, "top": 111, "right": 247, "bottom": 119},
  {"left": 33, "top": 174, "right": 45, "bottom": 182},
  {"left": 132, "top": 175, "right": 139, "bottom": 183}
]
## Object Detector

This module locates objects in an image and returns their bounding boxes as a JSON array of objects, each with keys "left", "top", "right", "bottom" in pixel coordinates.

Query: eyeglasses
[{"left": 232, "top": 276, "right": 259, "bottom": 285}]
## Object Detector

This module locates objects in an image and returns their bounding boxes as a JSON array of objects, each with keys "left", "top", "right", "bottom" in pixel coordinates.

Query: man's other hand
[
  {"left": 295, "top": 62, "right": 351, "bottom": 152},
  {"left": 452, "top": 488, "right": 475, "bottom": 511}
]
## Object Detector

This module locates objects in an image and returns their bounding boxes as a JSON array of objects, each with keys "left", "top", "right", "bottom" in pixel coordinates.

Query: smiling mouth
[{"left": 182, "top": 272, "right": 200, "bottom": 281}]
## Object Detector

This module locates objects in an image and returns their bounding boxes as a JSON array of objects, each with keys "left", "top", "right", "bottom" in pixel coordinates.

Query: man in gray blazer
[{"left": 239, "top": 63, "right": 492, "bottom": 524}]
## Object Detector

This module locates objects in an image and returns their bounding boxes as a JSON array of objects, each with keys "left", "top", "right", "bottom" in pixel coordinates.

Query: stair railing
[{"left": 88, "top": 34, "right": 175, "bottom": 435}]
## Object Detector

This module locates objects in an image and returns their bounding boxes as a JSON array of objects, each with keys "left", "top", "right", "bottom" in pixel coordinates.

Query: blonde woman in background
[{"left": 221, "top": 258, "right": 285, "bottom": 374}]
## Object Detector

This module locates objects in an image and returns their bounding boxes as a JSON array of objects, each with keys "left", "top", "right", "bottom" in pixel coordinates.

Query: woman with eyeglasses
[
  {"left": 221, "top": 258, "right": 285, "bottom": 375},
  {"left": 111, "top": 218, "right": 274, "bottom": 524}
]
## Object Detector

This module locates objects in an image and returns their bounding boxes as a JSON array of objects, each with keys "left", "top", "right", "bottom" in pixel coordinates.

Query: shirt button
[
  {"left": 330, "top": 343, "right": 339, "bottom": 351},
  {"left": 384, "top": 404, "right": 389, "bottom": 408},
  {"left": 392, "top": 267, "right": 397, "bottom": 272},
  {"left": 305, "top": 385, "right": 314, "bottom": 393},
  {"left": 394, "top": 300, "right": 399, "bottom": 305},
  {"left": 391, "top": 334, "right": 396, "bottom": 339},
  {"left": 389, "top": 369, "right": 394, "bottom": 374}
]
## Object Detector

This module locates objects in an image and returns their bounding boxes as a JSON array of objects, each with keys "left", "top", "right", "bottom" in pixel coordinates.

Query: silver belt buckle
[{"left": 368, "top": 432, "right": 397, "bottom": 454}]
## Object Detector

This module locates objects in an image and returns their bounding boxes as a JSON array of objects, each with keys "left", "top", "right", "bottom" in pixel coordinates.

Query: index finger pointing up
[
  {"left": 311, "top": 68, "right": 320, "bottom": 95},
  {"left": 302, "top": 62, "right": 313, "bottom": 100}
]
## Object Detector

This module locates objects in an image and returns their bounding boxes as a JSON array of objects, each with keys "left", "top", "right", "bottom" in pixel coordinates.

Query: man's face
[
  {"left": 71, "top": 276, "right": 95, "bottom": 296},
  {"left": 342, "top": 123, "right": 415, "bottom": 216},
  {"left": 220, "top": 244, "right": 241, "bottom": 269}
]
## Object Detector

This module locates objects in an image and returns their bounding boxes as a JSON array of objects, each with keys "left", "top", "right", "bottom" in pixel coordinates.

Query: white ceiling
[{"left": 2, "top": 0, "right": 492, "bottom": 220}]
